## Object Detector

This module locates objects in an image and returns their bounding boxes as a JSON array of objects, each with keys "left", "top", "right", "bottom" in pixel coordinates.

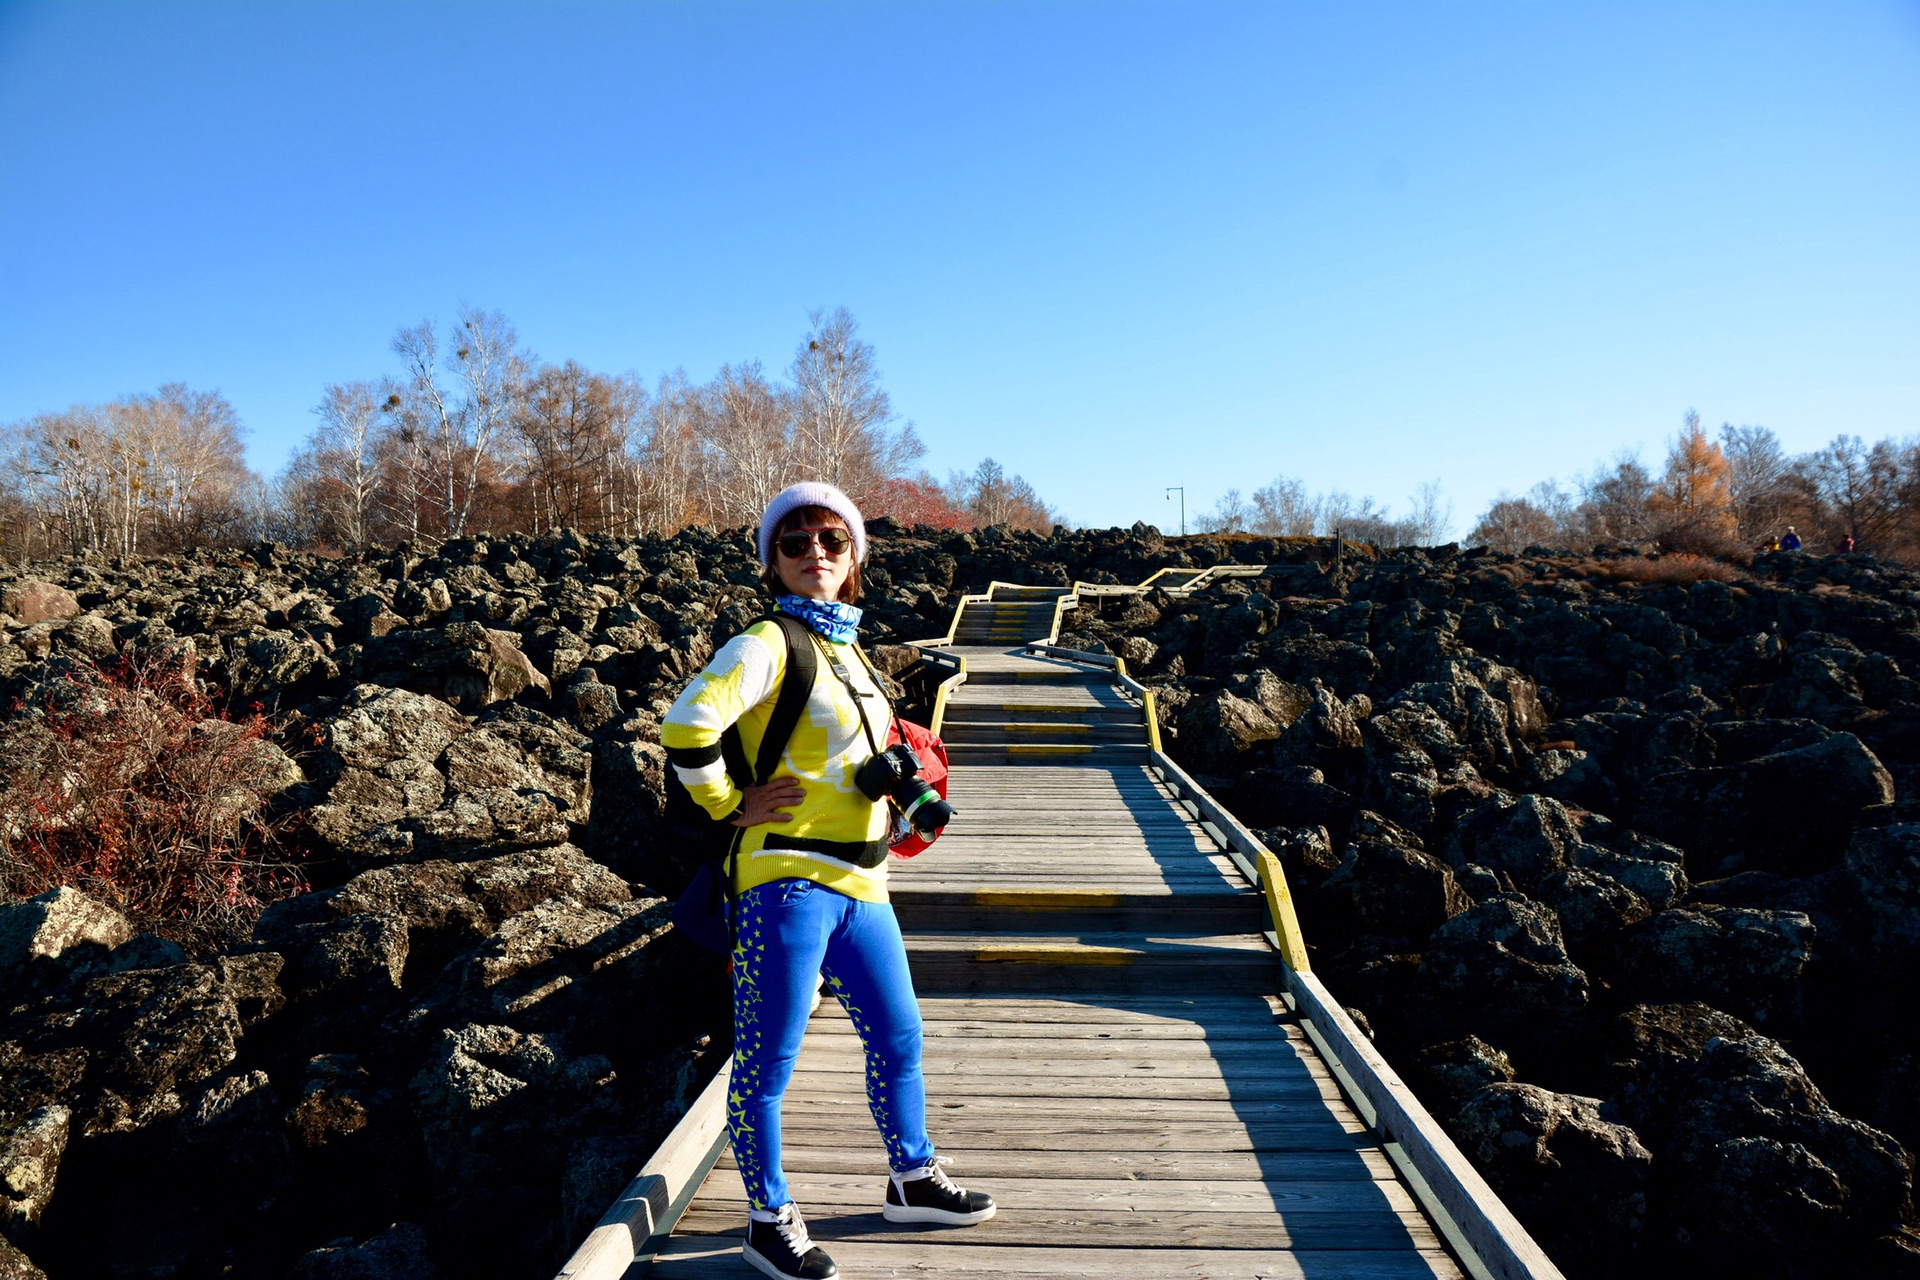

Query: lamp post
[{"left": 1165, "top": 487, "right": 1185, "bottom": 537}]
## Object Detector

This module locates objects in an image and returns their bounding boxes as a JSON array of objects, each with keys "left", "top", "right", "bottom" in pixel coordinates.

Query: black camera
[{"left": 855, "top": 744, "right": 954, "bottom": 838}]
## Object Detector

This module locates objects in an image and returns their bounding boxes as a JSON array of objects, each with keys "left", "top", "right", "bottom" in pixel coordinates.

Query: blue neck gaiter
[{"left": 777, "top": 595, "right": 863, "bottom": 644}]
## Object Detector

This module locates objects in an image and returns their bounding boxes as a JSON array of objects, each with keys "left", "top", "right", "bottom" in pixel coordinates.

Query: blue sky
[{"left": 2, "top": 1, "right": 1917, "bottom": 535}]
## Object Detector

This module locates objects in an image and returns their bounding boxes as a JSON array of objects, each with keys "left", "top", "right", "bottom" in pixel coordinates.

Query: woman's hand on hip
[{"left": 730, "top": 778, "right": 805, "bottom": 827}]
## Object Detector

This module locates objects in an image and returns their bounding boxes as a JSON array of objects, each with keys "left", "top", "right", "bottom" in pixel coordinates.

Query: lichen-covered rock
[
  {"left": 1408, "top": 1036, "right": 1516, "bottom": 1115},
  {"left": 0, "top": 582, "right": 78, "bottom": 628},
  {"left": 0, "top": 1106, "right": 68, "bottom": 1241},
  {"left": 0, "top": 1235, "right": 47, "bottom": 1280},
  {"left": 1604, "top": 1002, "right": 1760, "bottom": 1146},
  {"left": 409, "top": 1023, "right": 619, "bottom": 1270},
  {"left": 0, "top": 889, "right": 132, "bottom": 988},
  {"left": 1312, "top": 812, "right": 1469, "bottom": 942}
]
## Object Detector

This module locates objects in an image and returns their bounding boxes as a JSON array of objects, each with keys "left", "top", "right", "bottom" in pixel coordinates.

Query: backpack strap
[
  {"left": 753, "top": 613, "right": 818, "bottom": 785},
  {"left": 715, "top": 612, "right": 820, "bottom": 948}
]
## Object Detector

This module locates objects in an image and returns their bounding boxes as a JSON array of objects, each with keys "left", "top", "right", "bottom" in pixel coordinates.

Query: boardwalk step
[
  {"left": 939, "top": 704, "right": 1140, "bottom": 725},
  {"left": 941, "top": 720, "right": 1145, "bottom": 744},
  {"left": 904, "top": 930, "right": 1281, "bottom": 994},
  {"left": 890, "top": 887, "right": 1264, "bottom": 933},
  {"left": 944, "top": 743, "right": 1151, "bottom": 764}
]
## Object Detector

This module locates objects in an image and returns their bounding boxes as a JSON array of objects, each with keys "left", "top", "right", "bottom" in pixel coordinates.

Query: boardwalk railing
[{"left": 1022, "top": 641, "right": 1565, "bottom": 1280}]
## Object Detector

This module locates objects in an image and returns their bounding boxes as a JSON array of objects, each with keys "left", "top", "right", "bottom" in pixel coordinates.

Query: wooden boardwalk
[{"left": 649, "top": 640, "right": 1463, "bottom": 1279}]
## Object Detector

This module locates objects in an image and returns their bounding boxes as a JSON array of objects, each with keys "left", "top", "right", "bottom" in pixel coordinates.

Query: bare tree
[
  {"left": 1249, "top": 477, "right": 1319, "bottom": 536},
  {"left": 699, "top": 361, "right": 795, "bottom": 528},
  {"left": 1404, "top": 480, "right": 1454, "bottom": 545},
  {"left": 1579, "top": 456, "right": 1659, "bottom": 545},
  {"left": 301, "top": 381, "right": 383, "bottom": 549},
  {"left": 390, "top": 309, "right": 530, "bottom": 541},
  {"left": 635, "top": 371, "right": 704, "bottom": 534},
  {"left": 515, "top": 360, "right": 636, "bottom": 534},
  {"left": 1202, "top": 489, "right": 1252, "bottom": 533},
  {"left": 1720, "top": 423, "right": 1792, "bottom": 544},
  {"left": 788, "top": 307, "right": 921, "bottom": 497},
  {"left": 1468, "top": 495, "right": 1563, "bottom": 553},
  {"left": 1807, "top": 434, "right": 1902, "bottom": 551}
]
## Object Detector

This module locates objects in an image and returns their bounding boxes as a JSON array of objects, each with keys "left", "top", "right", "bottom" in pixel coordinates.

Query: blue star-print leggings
[{"left": 729, "top": 877, "right": 934, "bottom": 1211}]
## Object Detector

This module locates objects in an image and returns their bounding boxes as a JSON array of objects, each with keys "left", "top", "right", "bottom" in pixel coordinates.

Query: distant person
[
  {"left": 1780, "top": 526, "right": 1802, "bottom": 551},
  {"left": 1759, "top": 534, "right": 1780, "bottom": 553},
  {"left": 1839, "top": 534, "right": 1856, "bottom": 554}
]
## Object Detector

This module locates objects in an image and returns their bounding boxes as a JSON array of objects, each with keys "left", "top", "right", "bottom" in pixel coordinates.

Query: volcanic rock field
[{"left": 3, "top": 523, "right": 1920, "bottom": 1278}]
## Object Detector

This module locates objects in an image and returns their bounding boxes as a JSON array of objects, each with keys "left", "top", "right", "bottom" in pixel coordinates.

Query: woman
[{"left": 662, "top": 482, "right": 995, "bottom": 1280}]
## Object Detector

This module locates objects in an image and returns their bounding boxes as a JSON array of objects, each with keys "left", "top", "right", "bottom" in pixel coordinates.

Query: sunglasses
[{"left": 777, "top": 528, "right": 853, "bottom": 558}]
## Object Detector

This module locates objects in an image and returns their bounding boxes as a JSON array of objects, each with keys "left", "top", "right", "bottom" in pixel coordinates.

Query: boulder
[
  {"left": 0, "top": 889, "right": 133, "bottom": 984},
  {"left": 1841, "top": 823, "right": 1920, "bottom": 980},
  {"left": 0, "top": 1106, "right": 68, "bottom": 1241},
  {"left": 366, "top": 624, "right": 550, "bottom": 709},
  {"left": 0, "top": 1236, "right": 46, "bottom": 1280},
  {"left": 1603, "top": 1001, "right": 1760, "bottom": 1145},
  {"left": 1176, "top": 690, "right": 1281, "bottom": 774},
  {"left": 1636, "top": 732, "right": 1894, "bottom": 876},
  {"left": 0, "top": 583, "right": 78, "bottom": 628},
  {"left": 1605, "top": 907, "right": 1814, "bottom": 1028},
  {"left": 1419, "top": 895, "right": 1590, "bottom": 1026},
  {"left": 307, "top": 685, "right": 466, "bottom": 856},
  {"left": 1312, "top": 813, "right": 1469, "bottom": 942},
  {"left": 1667, "top": 1034, "right": 1913, "bottom": 1268},
  {"left": 1536, "top": 865, "right": 1652, "bottom": 950},
  {"left": 1408, "top": 1036, "right": 1516, "bottom": 1116},
  {"left": 409, "top": 1023, "right": 620, "bottom": 1270},
  {"left": 288, "top": 1222, "right": 442, "bottom": 1280},
  {"left": 1452, "top": 1083, "right": 1653, "bottom": 1264},
  {"left": 1444, "top": 793, "right": 1581, "bottom": 897}
]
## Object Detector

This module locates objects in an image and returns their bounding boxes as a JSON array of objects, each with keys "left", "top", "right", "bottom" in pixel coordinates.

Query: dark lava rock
[
  {"left": 0, "top": 1106, "right": 67, "bottom": 1242},
  {"left": 0, "top": 1236, "right": 46, "bottom": 1280},
  {"left": 1604, "top": 1002, "right": 1760, "bottom": 1147},
  {"left": 1452, "top": 1082, "right": 1653, "bottom": 1267},
  {"left": 1312, "top": 811, "right": 1469, "bottom": 942},
  {"left": 1604, "top": 906, "right": 1814, "bottom": 1028},
  {"left": 1408, "top": 1035, "right": 1516, "bottom": 1116},
  {"left": 1636, "top": 732, "right": 1894, "bottom": 877},
  {"left": 1418, "top": 895, "right": 1589, "bottom": 1028},
  {"left": 288, "top": 1222, "right": 442, "bottom": 1280},
  {"left": 1667, "top": 1034, "right": 1913, "bottom": 1271}
]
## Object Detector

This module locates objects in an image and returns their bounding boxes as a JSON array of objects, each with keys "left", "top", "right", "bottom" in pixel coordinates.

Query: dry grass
[
  {"left": 0, "top": 653, "right": 305, "bottom": 951},
  {"left": 1568, "top": 553, "right": 1745, "bottom": 586}
]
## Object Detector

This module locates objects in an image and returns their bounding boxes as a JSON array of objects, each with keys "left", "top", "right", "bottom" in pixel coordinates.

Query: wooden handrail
[{"left": 553, "top": 1062, "right": 732, "bottom": 1280}]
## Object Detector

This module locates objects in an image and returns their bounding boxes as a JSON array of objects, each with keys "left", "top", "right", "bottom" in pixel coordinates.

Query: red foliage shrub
[
  {"left": 0, "top": 653, "right": 305, "bottom": 951},
  {"left": 864, "top": 477, "right": 973, "bottom": 531}
]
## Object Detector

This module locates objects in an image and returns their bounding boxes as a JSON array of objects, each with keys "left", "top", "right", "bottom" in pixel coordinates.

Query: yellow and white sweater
[{"left": 661, "top": 618, "right": 894, "bottom": 904}]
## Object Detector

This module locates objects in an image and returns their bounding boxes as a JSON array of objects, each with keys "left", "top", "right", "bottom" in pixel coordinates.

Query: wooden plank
[
  {"left": 788, "top": 1052, "right": 1335, "bottom": 1084},
  {"left": 778, "top": 1092, "right": 1356, "bottom": 1121},
  {"left": 681, "top": 1169, "right": 1424, "bottom": 1216},
  {"left": 666, "top": 1210, "right": 1450, "bottom": 1255},
  {"left": 783, "top": 1075, "right": 1341, "bottom": 1103},
  {"left": 726, "top": 1146, "right": 1397, "bottom": 1181},
  {"left": 656, "top": 1237, "right": 1460, "bottom": 1275},
  {"left": 774, "top": 1118, "right": 1376, "bottom": 1151}
]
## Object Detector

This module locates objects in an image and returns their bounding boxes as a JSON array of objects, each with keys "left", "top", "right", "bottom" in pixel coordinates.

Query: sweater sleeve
[{"left": 660, "top": 622, "right": 785, "bottom": 820}]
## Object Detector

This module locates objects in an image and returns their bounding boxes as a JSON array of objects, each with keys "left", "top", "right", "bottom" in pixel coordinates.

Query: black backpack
[{"left": 666, "top": 613, "right": 818, "bottom": 951}]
